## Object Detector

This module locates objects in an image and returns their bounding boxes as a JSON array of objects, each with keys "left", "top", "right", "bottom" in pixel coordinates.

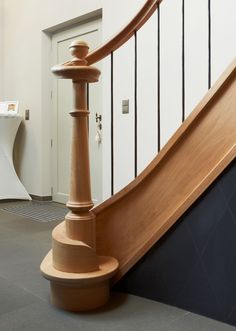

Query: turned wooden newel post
[
  {"left": 40, "top": 41, "right": 119, "bottom": 312},
  {"left": 64, "top": 41, "right": 97, "bottom": 247}
]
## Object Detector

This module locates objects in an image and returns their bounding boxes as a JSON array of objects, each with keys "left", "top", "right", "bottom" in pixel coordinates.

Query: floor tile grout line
[
  {"left": 0, "top": 273, "right": 48, "bottom": 305},
  {"left": 159, "top": 311, "right": 190, "bottom": 329}
]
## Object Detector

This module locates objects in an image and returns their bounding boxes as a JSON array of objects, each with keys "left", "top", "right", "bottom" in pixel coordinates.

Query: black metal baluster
[
  {"left": 208, "top": 0, "right": 212, "bottom": 89},
  {"left": 182, "top": 0, "right": 185, "bottom": 122},
  {"left": 87, "top": 83, "right": 90, "bottom": 132},
  {"left": 111, "top": 52, "right": 114, "bottom": 195},
  {"left": 157, "top": 4, "right": 161, "bottom": 152},
  {"left": 134, "top": 31, "right": 138, "bottom": 177},
  {"left": 86, "top": 83, "right": 89, "bottom": 109}
]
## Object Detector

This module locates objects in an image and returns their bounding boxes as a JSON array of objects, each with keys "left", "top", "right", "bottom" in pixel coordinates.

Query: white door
[{"left": 51, "top": 18, "right": 102, "bottom": 205}]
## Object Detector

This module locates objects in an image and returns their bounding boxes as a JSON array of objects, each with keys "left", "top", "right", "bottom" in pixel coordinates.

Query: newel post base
[
  {"left": 41, "top": 251, "right": 118, "bottom": 311},
  {"left": 40, "top": 41, "right": 119, "bottom": 312},
  {"left": 50, "top": 281, "right": 110, "bottom": 312}
]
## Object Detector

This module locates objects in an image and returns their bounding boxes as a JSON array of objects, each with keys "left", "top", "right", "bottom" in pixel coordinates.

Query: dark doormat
[{"left": 0, "top": 201, "right": 68, "bottom": 222}]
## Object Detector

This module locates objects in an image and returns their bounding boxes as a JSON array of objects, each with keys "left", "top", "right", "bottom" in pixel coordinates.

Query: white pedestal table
[{"left": 0, "top": 114, "right": 31, "bottom": 200}]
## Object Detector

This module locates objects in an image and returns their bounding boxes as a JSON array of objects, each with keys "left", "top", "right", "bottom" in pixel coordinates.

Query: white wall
[
  {"left": 1, "top": 0, "right": 144, "bottom": 197},
  {"left": 1, "top": 0, "right": 236, "bottom": 199},
  {"left": 102, "top": 0, "right": 236, "bottom": 198},
  {"left": 2, "top": 0, "right": 103, "bottom": 196},
  {"left": 211, "top": 0, "right": 236, "bottom": 84},
  {"left": 0, "top": 0, "right": 4, "bottom": 99}
]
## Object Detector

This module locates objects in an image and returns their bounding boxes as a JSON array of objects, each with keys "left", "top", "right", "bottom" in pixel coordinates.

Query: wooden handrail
[
  {"left": 93, "top": 58, "right": 236, "bottom": 215},
  {"left": 93, "top": 58, "right": 236, "bottom": 283},
  {"left": 86, "top": 0, "right": 162, "bottom": 65}
]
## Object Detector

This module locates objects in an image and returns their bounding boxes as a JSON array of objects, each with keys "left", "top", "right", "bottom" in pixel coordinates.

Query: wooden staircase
[
  {"left": 41, "top": 0, "right": 236, "bottom": 311},
  {"left": 93, "top": 58, "right": 236, "bottom": 283}
]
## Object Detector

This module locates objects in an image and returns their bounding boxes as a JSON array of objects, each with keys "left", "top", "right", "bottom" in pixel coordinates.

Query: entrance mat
[{"left": 1, "top": 201, "right": 68, "bottom": 222}]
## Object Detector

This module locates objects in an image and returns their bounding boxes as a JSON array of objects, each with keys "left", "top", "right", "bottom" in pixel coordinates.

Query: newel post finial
[
  {"left": 40, "top": 40, "right": 119, "bottom": 312},
  {"left": 69, "top": 40, "right": 89, "bottom": 65}
]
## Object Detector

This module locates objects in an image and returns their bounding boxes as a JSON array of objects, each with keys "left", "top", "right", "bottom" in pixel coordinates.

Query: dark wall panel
[{"left": 115, "top": 159, "right": 236, "bottom": 326}]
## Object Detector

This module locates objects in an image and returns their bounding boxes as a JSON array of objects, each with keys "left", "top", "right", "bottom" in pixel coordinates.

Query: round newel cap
[
  {"left": 52, "top": 40, "right": 100, "bottom": 82},
  {"left": 69, "top": 41, "right": 89, "bottom": 65}
]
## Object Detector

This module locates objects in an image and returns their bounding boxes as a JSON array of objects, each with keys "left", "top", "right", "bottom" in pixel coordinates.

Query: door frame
[{"left": 50, "top": 15, "right": 102, "bottom": 204}]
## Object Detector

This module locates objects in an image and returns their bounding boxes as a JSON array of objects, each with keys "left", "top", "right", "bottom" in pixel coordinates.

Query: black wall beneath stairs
[{"left": 115, "top": 159, "right": 236, "bottom": 327}]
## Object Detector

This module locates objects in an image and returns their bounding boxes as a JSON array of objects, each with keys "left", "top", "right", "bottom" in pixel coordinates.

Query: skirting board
[{"left": 30, "top": 194, "right": 52, "bottom": 201}]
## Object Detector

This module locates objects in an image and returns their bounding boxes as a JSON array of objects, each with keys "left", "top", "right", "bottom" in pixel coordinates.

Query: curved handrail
[
  {"left": 93, "top": 58, "right": 236, "bottom": 283},
  {"left": 93, "top": 58, "right": 236, "bottom": 215},
  {"left": 86, "top": 0, "right": 162, "bottom": 65}
]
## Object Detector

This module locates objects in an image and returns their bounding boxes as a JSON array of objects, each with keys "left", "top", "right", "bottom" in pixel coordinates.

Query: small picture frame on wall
[{"left": 0, "top": 101, "right": 19, "bottom": 114}]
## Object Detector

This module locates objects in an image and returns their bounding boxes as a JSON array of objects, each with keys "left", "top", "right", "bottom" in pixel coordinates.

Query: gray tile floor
[{"left": 0, "top": 201, "right": 235, "bottom": 331}]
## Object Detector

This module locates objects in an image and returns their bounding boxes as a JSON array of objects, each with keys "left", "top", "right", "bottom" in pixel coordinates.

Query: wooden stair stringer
[{"left": 93, "top": 58, "right": 236, "bottom": 284}]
